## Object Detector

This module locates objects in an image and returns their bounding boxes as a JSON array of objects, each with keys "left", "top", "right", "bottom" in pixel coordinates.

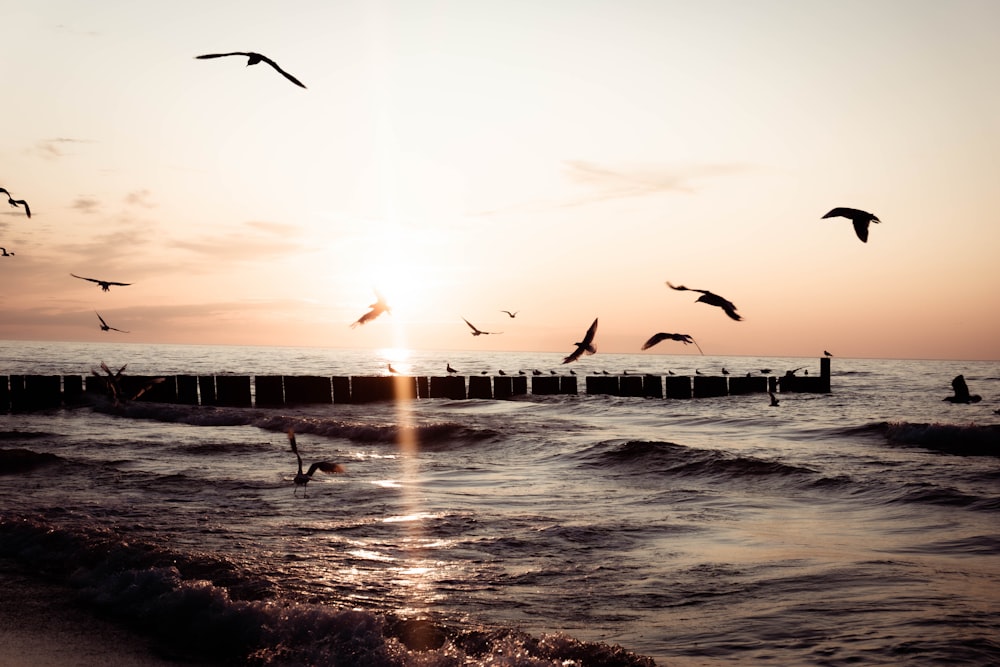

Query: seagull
[
  {"left": 351, "top": 289, "right": 391, "bottom": 327},
  {"left": 760, "top": 368, "right": 772, "bottom": 374},
  {"left": 562, "top": 317, "right": 598, "bottom": 364},
  {"left": 71, "top": 273, "right": 132, "bottom": 292},
  {"left": 195, "top": 51, "right": 307, "bottom": 88},
  {"left": 666, "top": 282, "right": 742, "bottom": 321},
  {"left": 96, "top": 312, "right": 129, "bottom": 333},
  {"left": 943, "top": 374, "right": 982, "bottom": 404},
  {"left": 288, "top": 429, "right": 344, "bottom": 496},
  {"left": 769, "top": 392, "right": 780, "bottom": 407},
  {"left": 498, "top": 369, "right": 507, "bottom": 376},
  {"left": 722, "top": 368, "right": 730, "bottom": 375},
  {"left": 92, "top": 361, "right": 163, "bottom": 406},
  {"left": 1, "top": 188, "right": 31, "bottom": 218},
  {"left": 387, "top": 363, "right": 399, "bottom": 374},
  {"left": 463, "top": 318, "right": 501, "bottom": 336},
  {"left": 824, "top": 350, "right": 833, "bottom": 357},
  {"left": 447, "top": 363, "right": 458, "bottom": 374},
  {"left": 641, "top": 332, "right": 704, "bottom": 354},
  {"left": 500, "top": 310, "right": 518, "bottom": 318},
  {"left": 822, "top": 207, "right": 880, "bottom": 243},
  {"left": 0, "top": 247, "right": 13, "bottom": 256}
]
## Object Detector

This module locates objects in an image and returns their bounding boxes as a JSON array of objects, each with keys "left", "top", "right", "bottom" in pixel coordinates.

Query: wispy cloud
[
  {"left": 561, "top": 159, "right": 752, "bottom": 205},
  {"left": 124, "top": 189, "right": 156, "bottom": 208},
  {"left": 32, "top": 137, "right": 92, "bottom": 160},
  {"left": 72, "top": 196, "right": 102, "bottom": 214},
  {"left": 168, "top": 220, "right": 306, "bottom": 262}
]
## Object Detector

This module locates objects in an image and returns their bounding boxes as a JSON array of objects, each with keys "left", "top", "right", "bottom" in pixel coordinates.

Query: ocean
[{"left": 1, "top": 339, "right": 998, "bottom": 666}]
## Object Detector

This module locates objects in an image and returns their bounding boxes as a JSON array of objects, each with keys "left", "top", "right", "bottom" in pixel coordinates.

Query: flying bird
[
  {"left": 96, "top": 312, "right": 129, "bottom": 333},
  {"left": 195, "top": 51, "right": 307, "bottom": 88},
  {"left": 0, "top": 247, "right": 13, "bottom": 256},
  {"left": 822, "top": 207, "right": 880, "bottom": 243},
  {"left": 351, "top": 290, "right": 391, "bottom": 327},
  {"left": 288, "top": 429, "right": 344, "bottom": 496},
  {"left": 463, "top": 318, "right": 501, "bottom": 336},
  {"left": 500, "top": 310, "right": 518, "bottom": 318},
  {"left": 71, "top": 273, "right": 132, "bottom": 292},
  {"left": 91, "top": 361, "right": 163, "bottom": 406},
  {"left": 943, "top": 374, "right": 982, "bottom": 404},
  {"left": 1, "top": 188, "right": 31, "bottom": 218},
  {"left": 666, "top": 282, "right": 742, "bottom": 321},
  {"left": 562, "top": 317, "right": 598, "bottom": 364},
  {"left": 641, "top": 332, "right": 704, "bottom": 354}
]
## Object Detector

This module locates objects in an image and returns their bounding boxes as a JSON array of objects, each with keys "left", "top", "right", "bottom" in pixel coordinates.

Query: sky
[{"left": 2, "top": 0, "right": 999, "bottom": 361}]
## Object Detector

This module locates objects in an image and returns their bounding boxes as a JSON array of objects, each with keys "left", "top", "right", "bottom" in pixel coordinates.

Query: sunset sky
[{"left": 2, "top": 0, "right": 999, "bottom": 360}]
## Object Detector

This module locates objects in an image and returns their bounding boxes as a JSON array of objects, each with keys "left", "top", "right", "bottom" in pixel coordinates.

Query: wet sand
[{"left": 0, "top": 564, "right": 206, "bottom": 666}]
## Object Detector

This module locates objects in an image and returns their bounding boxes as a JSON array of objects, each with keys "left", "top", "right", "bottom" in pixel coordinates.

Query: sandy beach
[{"left": 0, "top": 564, "right": 206, "bottom": 667}]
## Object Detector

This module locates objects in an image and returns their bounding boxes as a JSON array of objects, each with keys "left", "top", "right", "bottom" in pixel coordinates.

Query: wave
[
  {"left": 0, "top": 447, "right": 65, "bottom": 474},
  {"left": 579, "top": 439, "right": 820, "bottom": 486},
  {"left": 0, "top": 516, "right": 655, "bottom": 666},
  {"left": 93, "top": 402, "right": 500, "bottom": 449},
  {"left": 879, "top": 422, "right": 1000, "bottom": 456}
]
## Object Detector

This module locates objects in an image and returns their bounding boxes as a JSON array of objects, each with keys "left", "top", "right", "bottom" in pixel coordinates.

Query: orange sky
[{"left": 2, "top": 1, "right": 999, "bottom": 360}]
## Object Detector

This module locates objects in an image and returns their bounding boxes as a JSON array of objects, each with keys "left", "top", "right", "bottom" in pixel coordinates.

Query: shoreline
[{"left": 0, "top": 561, "right": 210, "bottom": 667}]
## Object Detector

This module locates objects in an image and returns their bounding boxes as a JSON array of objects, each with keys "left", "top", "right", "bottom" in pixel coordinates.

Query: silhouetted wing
[
  {"left": 71, "top": 273, "right": 100, "bottom": 284},
  {"left": 130, "top": 377, "right": 164, "bottom": 401},
  {"left": 641, "top": 333, "right": 668, "bottom": 350},
  {"left": 105, "top": 281, "right": 132, "bottom": 287},
  {"left": 463, "top": 318, "right": 480, "bottom": 333},
  {"left": 580, "top": 318, "right": 598, "bottom": 347},
  {"left": 96, "top": 312, "right": 109, "bottom": 328},
  {"left": 195, "top": 52, "right": 253, "bottom": 59},
  {"left": 11, "top": 200, "right": 30, "bottom": 217},
  {"left": 308, "top": 461, "right": 345, "bottom": 476},
  {"left": 852, "top": 219, "right": 870, "bottom": 243},
  {"left": 258, "top": 55, "right": 307, "bottom": 88}
]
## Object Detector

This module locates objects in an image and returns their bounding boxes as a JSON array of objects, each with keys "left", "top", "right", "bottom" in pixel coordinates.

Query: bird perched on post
[
  {"left": 667, "top": 282, "right": 742, "bottom": 321},
  {"left": 822, "top": 207, "right": 880, "bottom": 243},
  {"left": 288, "top": 429, "right": 344, "bottom": 496},
  {"left": 195, "top": 51, "right": 307, "bottom": 88},
  {"left": 562, "top": 317, "right": 598, "bottom": 364}
]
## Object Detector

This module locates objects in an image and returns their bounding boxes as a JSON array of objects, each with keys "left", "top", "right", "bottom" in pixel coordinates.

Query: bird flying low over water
[
  {"left": 351, "top": 290, "right": 391, "bottom": 327},
  {"left": 641, "top": 332, "right": 704, "bottom": 354},
  {"left": 96, "top": 312, "right": 128, "bottom": 333},
  {"left": 822, "top": 207, "right": 880, "bottom": 243},
  {"left": 563, "top": 317, "right": 598, "bottom": 364},
  {"left": 666, "top": 282, "right": 742, "bottom": 321},
  {"left": 1, "top": 188, "right": 31, "bottom": 218},
  {"left": 288, "top": 429, "right": 344, "bottom": 495},
  {"left": 71, "top": 273, "right": 132, "bottom": 292},
  {"left": 196, "top": 52, "right": 307, "bottom": 88},
  {"left": 463, "top": 318, "right": 501, "bottom": 336}
]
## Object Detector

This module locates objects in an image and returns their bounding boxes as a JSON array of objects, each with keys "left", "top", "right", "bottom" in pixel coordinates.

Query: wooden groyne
[{"left": 1, "top": 358, "right": 831, "bottom": 412}]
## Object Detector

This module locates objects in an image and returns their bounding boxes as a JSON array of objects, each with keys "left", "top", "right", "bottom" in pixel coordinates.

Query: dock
[{"left": 0, "top": 359, "right": 831, "bottom": 412}]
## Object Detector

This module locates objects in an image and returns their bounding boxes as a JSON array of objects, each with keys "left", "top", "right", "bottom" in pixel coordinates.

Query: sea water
[{"left": 1, "top": 340, "right": 998, "bottom": 665}]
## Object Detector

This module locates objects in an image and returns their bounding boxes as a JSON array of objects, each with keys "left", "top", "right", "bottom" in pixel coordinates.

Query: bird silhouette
[
  {"left": 641, "top": 332, "right": 704, "bottom": 354},
  {"left": 387, "top": 363, "right": 398, "bottom": 374},
  {"left": 96, "top": 312, "right": 128, "bottom": 333},
  {"left": 351, "top": 289, "right": 391, "bottom": 327},
  {"left": 562, "top": 317, "right": 598, "bottom": 364},
  {"left": 1, "top": 188, "right": 31, "bottom": 218},
  {"left": 500, "top": 310, "right": 518, "bottom": 318},
  {"left": 497, "top": 369, "right": 507, "bottom": 376},
  {"left": 447, "top": 363, "right": 458, "bottom": 374},
  {"left": 822, "top": 207, "right": 880, "bottom": 243},
  {"left": 0, "top": 247, "right": 13, "bottom": 256},
  {"left": 91, "top": 361, "right": 163, "bottom": 407},
  {"left": 824, "top": 350, "right": 833, "bottom": 357},
  {"left": 666, "top": 282, "right": 742, "bottom": 321},
  {"left": 71, "top": 273, "right": 132, "bottom": 292},
  {"left": 288, "top": 429, "right": 344, "bottom": 496},
  {"left": 722, "top": 368, "right": 730, "bottom": 375},
  {"left": 463, "top": 318, "right": 501, "bottom": 336},
  {"left": 769, "top": 392, "right": 780, "bottom": 407},
  {"left": 943, "top": 375, "right": 982, "bottom": 404},
  {"left": 195, "top": 51, "right": 306, "bottom": 88}
]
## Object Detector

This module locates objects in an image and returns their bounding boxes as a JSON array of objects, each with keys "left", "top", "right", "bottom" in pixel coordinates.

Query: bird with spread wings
[
  {"left": 666, "top": 282, "right": 742, "bottom": 321},
  {"left": 71, "top": 273, "right": 132, "bottom": 292},
  {"left": 196, "top": 51, "right": 307, "bottom": 88},
  {"left": 562, "top": 318, "right": 598, "bottom": 364}
]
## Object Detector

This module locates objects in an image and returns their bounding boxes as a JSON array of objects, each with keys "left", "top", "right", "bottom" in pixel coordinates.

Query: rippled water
[{"left": 2, "top": 340, "right": 999, "bottom": 665}]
